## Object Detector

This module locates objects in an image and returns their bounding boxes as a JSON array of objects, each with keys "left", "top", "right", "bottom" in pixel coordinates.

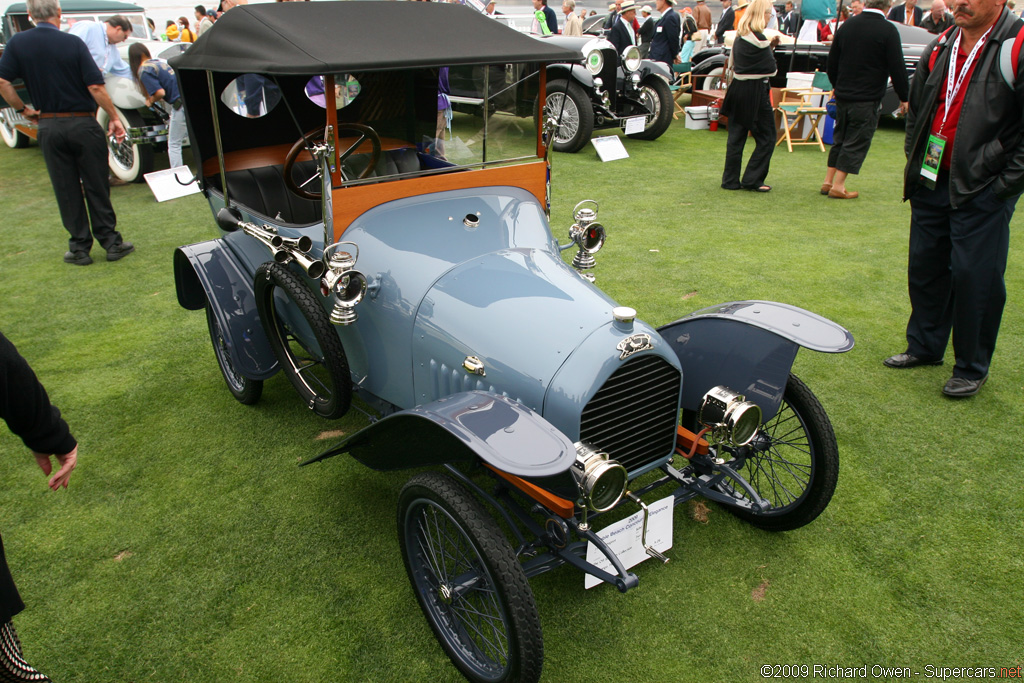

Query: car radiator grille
[{"left": 579, "top": 354, "right": 681, "bottom": 474}]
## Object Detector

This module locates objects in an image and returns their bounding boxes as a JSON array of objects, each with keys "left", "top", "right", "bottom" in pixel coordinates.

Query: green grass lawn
[{"left": 0, "top": 117, "right": 1021, "bottom": 682}]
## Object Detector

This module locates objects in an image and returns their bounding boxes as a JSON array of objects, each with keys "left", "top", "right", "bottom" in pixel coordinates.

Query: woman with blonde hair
[{"left": 720, "top": 0, "right": 779, "bottom": 192}]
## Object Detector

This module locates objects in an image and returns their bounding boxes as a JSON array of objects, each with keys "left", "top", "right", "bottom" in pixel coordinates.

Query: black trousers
[
  {"left": 905, "top": 174, "right": 1016, "bottom": 380},
  {"left": 827, "top": 100, "right": 881, "bottom": 175},
  {"left": 37, "top": 117, "right": 122, "bottom": 254},
  {"left": 721, "top": 80, "right": 775, "bottom": 189},
  {"left": 0, "top": 535, "right": 23, "bottom": 625}
]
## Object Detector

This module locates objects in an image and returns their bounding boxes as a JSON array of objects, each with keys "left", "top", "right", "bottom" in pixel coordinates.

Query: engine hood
[{"left": 411, "top": 247, "right": 621, "bottom": 415}]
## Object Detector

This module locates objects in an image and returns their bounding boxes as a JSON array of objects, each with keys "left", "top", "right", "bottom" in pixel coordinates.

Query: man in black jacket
[
  {"left": 608, "top": 0, "right": 639, "bottom": 55},
  {"left": 822, "top": 0, "right": 909, "bottom": 199},
  {"left": 885, "top": 0, "right": 1024, "bottom": 397},
  {"left": 715, "top": 0, "right": 735, "bottom": 42},
  {"left": 888, "top": 0, "right": 924, "bottom": 24},
  {"left": 648, "top": 0, "right": 681, "bottom": 65},
  {"left": 921, "top": 0, "right": 954, "bottom": 31},
  {"left": 1, "top": 331, "right": 78, "bottom": 682}
]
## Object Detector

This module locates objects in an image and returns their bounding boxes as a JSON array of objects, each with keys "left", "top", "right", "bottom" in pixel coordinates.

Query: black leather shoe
[
  {"left": 63, "top": 250, "right": 93, "bottom": 266},
  {"left": 106, "top": 241, "right": 135, "bottom": 261},
  {"left": 942, "top": 375, "right": 987, "bottom": 397},
  {"left": 883, "top": 353, "right": 943, "bottom": 369}
]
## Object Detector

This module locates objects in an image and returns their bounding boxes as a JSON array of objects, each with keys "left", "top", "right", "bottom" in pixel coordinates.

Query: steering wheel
[{"left": 283, "top": 123, "right": 383, "bottom": 200}]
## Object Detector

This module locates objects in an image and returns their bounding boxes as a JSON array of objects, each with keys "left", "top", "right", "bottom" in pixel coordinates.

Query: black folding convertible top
[{"left": 170, "top": 1, "right": 582, "bottom": 75}]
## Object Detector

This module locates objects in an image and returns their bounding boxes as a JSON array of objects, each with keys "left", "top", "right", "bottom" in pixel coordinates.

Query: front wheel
[
  {"left": 399, "top": 472, "right": 543, "bottom": 683},
  {"left": 0, "top": 108, "right": 30, "bottom": 149},
  {"left": 543, "top": 79, "right": 594, "bottom": 154},
  {"left": 694, "top": 373, "right": 839, "bottom": 531},
  {"left": 96, "top": 107, "right": 154, "bottom": 183},
  {"left": 625, "top": 77, "right": 673, "bottom": 141},
  {"left": 254, "top": 262, "right": 351, "bottom": 419},
  {"left": 205, "top": 303, "right": 263, "bottom": 405}
]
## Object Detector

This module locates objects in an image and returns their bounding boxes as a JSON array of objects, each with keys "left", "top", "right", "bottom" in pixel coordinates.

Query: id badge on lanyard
[{"left": 920, "top": 27, "right": 992, "bottom": 190}]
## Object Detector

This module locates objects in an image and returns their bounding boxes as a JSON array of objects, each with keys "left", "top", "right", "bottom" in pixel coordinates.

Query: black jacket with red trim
[{"left": 903, "top": 9, "right": 1024, "bottom": 206}]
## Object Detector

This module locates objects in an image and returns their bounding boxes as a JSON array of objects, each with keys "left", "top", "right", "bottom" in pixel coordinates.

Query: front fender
[
  {"left": 173, "top": 240, "right": 279, "bottom": 381},
  {"left": 657, "top": 301, "right": 853, "bottom": 421},
  {"left": 105, "top": 74, "right": 149, "bottom": 110},
  {"left": 546, "top": 62, "right": 596, "bottom": 89},
  {"left": 639, "top": 59, "right": 671, "bottom": 82},
  {"left": 309, "top": 391, "right": 577, "bottom": 478}
]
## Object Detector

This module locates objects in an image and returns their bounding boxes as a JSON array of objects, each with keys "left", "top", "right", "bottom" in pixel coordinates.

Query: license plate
[{"left": 622, "top": 116, "right": 646, "bottom": 135}]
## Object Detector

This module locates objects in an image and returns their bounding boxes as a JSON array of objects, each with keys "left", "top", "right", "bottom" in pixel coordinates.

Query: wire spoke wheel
[
  {"left": 96, "top": 107, "right": 154, "bottom": 183},
  {"left": 545, "top": 93, "right": 580, "bottom": 145},
  {"left": 0, "top": 108, "right": 30, "bottom": 148},
  {"left": 714, "top": 373, "right": 839, "bottom": 531},
  {"left": 205, "top": 303, "right": 263, "bottom": 404},
  {"left": 254, "top": 262, "right": 351, "bottom": 419},
  {"left": 399, "top": 473, "right": 542, "bottom": 683},
  {"left": 626, "top": 77, "right": 673, "bottom": 141},
  {"left": 540, "top": 79, "right": 593, "bottom": 153}
]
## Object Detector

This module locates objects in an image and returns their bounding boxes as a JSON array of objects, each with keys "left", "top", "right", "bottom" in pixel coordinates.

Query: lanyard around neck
[{"left": 941, "top": 25, "right": 994, "bottom": 131}]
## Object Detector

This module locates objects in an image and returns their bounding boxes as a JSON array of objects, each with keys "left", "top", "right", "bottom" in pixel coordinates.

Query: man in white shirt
[{"left": 67, "top": 15, "right": 132, "bottom": 79}]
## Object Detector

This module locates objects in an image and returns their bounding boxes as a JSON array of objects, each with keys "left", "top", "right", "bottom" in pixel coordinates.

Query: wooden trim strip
[
  {"left": 331, "top": 161, "right": 547, "bottom": 239},
  {"left": 484, "top": 464, "right": 576, "bottom": 519}
]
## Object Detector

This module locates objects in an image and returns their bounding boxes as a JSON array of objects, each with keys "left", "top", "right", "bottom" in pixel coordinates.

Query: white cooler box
[{"left": 684, "top": 106, "right": 711, "bottom": 130}]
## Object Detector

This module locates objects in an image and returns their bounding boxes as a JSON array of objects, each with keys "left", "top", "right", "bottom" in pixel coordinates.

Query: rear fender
[
  {"left": 310, "top": 391, "right": 577, "bottom": 478},
  {"left": 658, "top": 300, "right": 853, "bottom": 421},
  {"left": 173, "top": 240, "right": 279, "bottom": 380}
]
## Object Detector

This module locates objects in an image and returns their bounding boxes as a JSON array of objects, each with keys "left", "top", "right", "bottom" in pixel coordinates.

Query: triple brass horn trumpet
[{"left": 239, "top": 221, "right": 326, "bottom": 279}]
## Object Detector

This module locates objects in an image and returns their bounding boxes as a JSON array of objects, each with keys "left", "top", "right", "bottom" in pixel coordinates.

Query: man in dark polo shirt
[
  {"left": 0, "top": 0, "right": 134, "bottom": 266},
  {"left": 885, "top": 0, "right": 1024, "bottom": 397},
  {"left": 821, "top": 0, "right": 909, "bottom": 199}
]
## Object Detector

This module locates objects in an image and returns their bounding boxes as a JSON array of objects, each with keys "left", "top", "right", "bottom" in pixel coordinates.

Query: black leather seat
[
  {"left": 223, "top": 149, "right": 422, "bottom": 225},
  {"left": 224, "top": 160, "right": 322, "bottom": 225}
]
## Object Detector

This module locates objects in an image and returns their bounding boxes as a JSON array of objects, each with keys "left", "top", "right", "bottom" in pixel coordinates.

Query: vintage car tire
[
  {"left": 626, "top": 76, "right": 673, "bottom": 141},
  {"left": 205, "top": 303, "right": 264, "bottom": 405},
  {"left": 0, "top": 111, "right": 30, "bottom": 149},
  {"left": 398, "top": 472, "right": 543, "bottom": 683},
  {"left": 700, "top": 67, "right": 727, "bottom": 92},
  {"left": 96, "top": 106, "right": 154, "bottom": 184},
  {"left": 543, "top": 79, "right": 594, "bottom": 154},
  {"left": 253, "top": 262, "right": 352, "bottom": 419},
  {"left": 701, "top": 373, "right": 839, "bottom": 532}
]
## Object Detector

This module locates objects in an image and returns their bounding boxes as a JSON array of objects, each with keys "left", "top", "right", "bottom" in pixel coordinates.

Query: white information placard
[
  {"left": 144, "top": 166, "right": 201, "bottom": 202},
  {"left": 591, "top": 135, "right": 629, "bottom": 162},
  {"left": 623, "top": 116, "right": 646, "bottom": 135},
  {"left": 584, "top": 495, "right": 674, "bottom": 589}
]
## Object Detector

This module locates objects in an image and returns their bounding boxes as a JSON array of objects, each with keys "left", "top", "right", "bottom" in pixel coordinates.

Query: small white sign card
[
  {"left": 622, "top": 115, "right": 646, "bottom": 135},
  {"left": 591, "top": 135, "right": 629, "bottom": 162},
  {"left": 584, "top": 495, "right": 674, "bottom": 589},
  {"left": 144, "top": 166, "right": 201, "bottom": 202}
]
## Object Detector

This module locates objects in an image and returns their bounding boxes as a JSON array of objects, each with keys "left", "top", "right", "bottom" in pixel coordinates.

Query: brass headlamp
[
  {"left": 321, "top": 242, "right": 367, "bottom": 326},
  {"left": 568, "top": 199, "right": 606, "bottom": 281},
  {"left": 572, "top": 442, "right": 628, "bottom": 513},
  {"left": 698, "top": 386, "right": 762, "bottom": 447}
]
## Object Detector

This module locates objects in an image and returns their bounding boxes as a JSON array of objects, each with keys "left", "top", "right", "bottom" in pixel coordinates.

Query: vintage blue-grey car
[{"left": 171, "top": 4, "right": 852, "bottom": 682}]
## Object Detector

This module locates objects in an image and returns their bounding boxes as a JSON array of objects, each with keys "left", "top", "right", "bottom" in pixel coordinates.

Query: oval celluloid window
[
  {"left": 220, "top": 75, "right": 282, "bottom": 118},
  {"left": 304, "top": 74, "right": 361, "bottom": 110}
]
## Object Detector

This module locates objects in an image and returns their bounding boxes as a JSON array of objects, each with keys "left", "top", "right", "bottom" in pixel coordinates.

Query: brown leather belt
[{"left": 38, "top": 112, "right": 95, "bottom": 119}]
